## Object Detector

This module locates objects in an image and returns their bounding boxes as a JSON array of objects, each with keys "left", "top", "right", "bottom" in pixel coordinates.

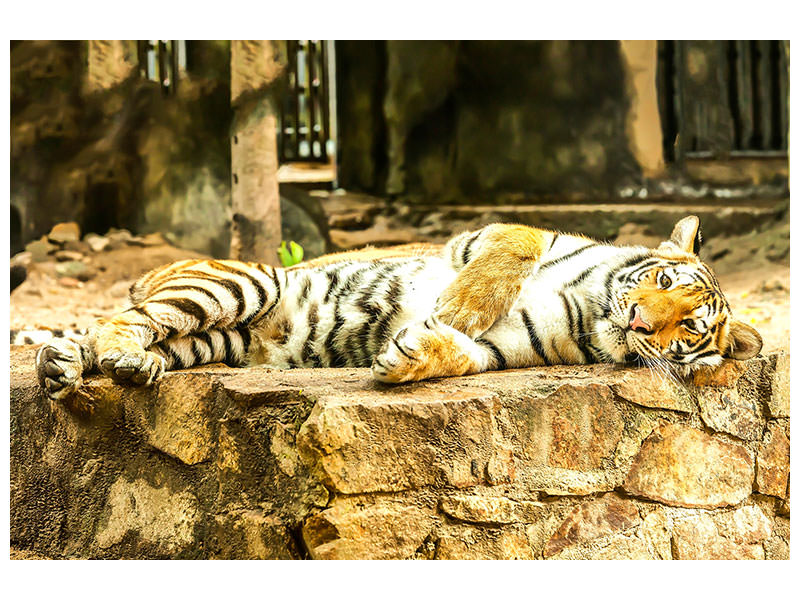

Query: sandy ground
[{"left": 10, "top": 223, "right": 789, "bottom": 354}]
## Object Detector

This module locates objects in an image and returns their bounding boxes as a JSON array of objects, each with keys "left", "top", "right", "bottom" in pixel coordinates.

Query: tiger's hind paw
[
  {"left": 99, "top": 349, "right": 166, "bottom": 386},
  {"left": 36, "top": 339, "right": 85, "bottom": 401}
]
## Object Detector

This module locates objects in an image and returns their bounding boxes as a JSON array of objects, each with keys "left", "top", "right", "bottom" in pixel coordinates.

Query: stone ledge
[{"left": 10, "top": 346, "right": 789, "bottom": 560}]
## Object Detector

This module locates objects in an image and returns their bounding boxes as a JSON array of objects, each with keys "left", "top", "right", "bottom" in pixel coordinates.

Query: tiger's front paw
[
  {"left": 372, "top": 318, "right": 476, "bottom": 384},
  {"left": 99, "top": 348, "right": 166, "bottom": 386},
  {"left": 36, "top": 339, "right": 85, "bottom": 401}
]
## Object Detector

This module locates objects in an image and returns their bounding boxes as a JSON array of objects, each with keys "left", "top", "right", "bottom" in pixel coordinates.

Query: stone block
[
  {"left": 672, "top": 505, "right": 771, "bottom": 560},
  {"left": 130, "top": 373, "right": 216, "bottom": 465},
  {"left": 692, "top": 359, "right": 748, "bottom": 387},
  {"left": 755, "top": 422, "right": 790, "bottom": 498},
  {"left": 297, "top": 385, "right": 511, "bottom": 493},
  {"left": 211, "top": 509, "right": 297, "bottom": 559},
  {"left": 697, "top": 387, "right": 763, "bottom": 441},
  {"left": 505, "top": 382, "right": 624, "bottom": 494},
  {"left": 95, "top": 477, "right": 200, "bottom": 553},
  {"left": 611, "top": 369, "right": 694, "bottom": 412},
  {"left": 767, "top": 352, "right": 789, "bottom": 418},
  {"left": 47, "top": 221, "right": 81, "bottom": 244},
  {"left": 543, "top": 493, "right": 640, "bottom": 557},
  {"left": 302, "top": 497, "right": 435, "bottom": 560},
  {"left": 624, "top": 423, "right": 753, "bottom": 508},
  {"left": 435, "top": 528, "right": 534, "bottom": 560},
  {"left": 439, "top": 494, "right": 546, "bottom": 525}
]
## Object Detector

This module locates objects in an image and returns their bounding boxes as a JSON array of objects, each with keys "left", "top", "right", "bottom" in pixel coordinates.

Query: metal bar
[
  {"left": 325, "top": 39, "right": 337, "bottom": 184},
  {"left": 157, "top": 40, "right": 168, "bottom": 93},
  {"left": 170, "top": 40, "right": 179, "bottom": 95},
  {"left": 308, "top": 41, "right": 319, "bottom": 158},
  {"left": 293, "top": 41, "right": 302, "bottom": 159}
]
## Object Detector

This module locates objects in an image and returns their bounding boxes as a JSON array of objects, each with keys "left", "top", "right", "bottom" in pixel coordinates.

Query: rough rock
[
  {"left": 297, "top": 384, "right": 513, "bottom": 494},
  {"left": 25, "top": 237, "right": 57, "bottom": 262},
  {"left": 55, "top": 260, "right": 96, "bottom": 281},
  {"left": 302, "top": 496, "right": 435, "bottom": 560},
  {"left": 95, "top": 476, "right": 200, "bottom": 553},
  {"left": 623, "top": 423, "right": 753, "bottom": 508},
  {"left": 9, "top": 345, "right": 789, "bottom": 560},
  {"left": 697, "top": 387, "right": 763, "bottom": 441},
  {"left": 126, "top": 373, "right": 216, "bottom": 465},
  {"left": 84, "top": 233, "right": 110, "bottom": 252},
  {"left": 611, "top": 369, "right": 694, "bottom": 412},
  {"left": 47, "top": 221, "right": 81, "bottom": 244},
  {"left": 766, "top": 351, "right": 789, "bottom": 418},
  {"left": 435, "top": 528, "right": 534, "bottom": 560},
  {"left": 54, "top": 250, "right": 85, "bottom": 262},
  {"left": 755, "top": 422, "right": 790, "bottom": 498},
  {"left": 543, "top": 493, "right": 640, "bottom": 557},
  {"left": 439, "top": 494, "right": 545, "bottom": 525},
  {"left": 672, "top": 506, "right": 771, "bottom": 560},
  {"left": 692, "top": 360, "right": 748, "bottom": 387},
  {"left": 505, "top": 381, "right": 624, "bottom": 495}
]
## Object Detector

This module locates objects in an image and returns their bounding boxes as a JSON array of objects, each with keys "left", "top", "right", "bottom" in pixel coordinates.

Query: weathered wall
[
  {"left": 11, "top": 346, "right": 789, "bottom": 559},
  {"left": 337, "top": 41, "right": 642, "bottom": 203},
  {"left": 11, "top": 41, "right": 234, "bottom": 257}
]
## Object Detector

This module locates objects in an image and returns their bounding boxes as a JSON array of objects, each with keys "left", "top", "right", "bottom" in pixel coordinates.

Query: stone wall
[{"left": 10, "top": 346, "right": 789, "bottom": 559}]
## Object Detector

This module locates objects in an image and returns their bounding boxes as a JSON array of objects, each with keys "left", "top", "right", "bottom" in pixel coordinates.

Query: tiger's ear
[
  {"left": 724, "top": 320, "right": 763, "bottom": 360},
  {"left": 659, "top": 216, "right": 702, "bottom": 254},
  {"left": 671, "top": 216, "right": 702, "bottom": 254}
]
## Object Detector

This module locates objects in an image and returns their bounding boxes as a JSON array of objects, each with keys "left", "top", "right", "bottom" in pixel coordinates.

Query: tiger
[{"left": 35, "top": 215, "right": 762, "bottom": 402}]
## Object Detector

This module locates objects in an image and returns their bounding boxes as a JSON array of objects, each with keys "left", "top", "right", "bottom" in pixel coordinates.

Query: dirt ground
[{"left": 10, "top": 218, "right": 789, "bottom": 354}]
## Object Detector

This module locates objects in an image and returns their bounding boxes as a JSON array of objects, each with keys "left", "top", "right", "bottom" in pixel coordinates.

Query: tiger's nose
[{"left": 629, "top": 303, "right": 653, "bottom": 334}]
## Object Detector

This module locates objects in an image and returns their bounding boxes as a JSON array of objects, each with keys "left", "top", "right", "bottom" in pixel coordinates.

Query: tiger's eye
[
  {"left": 681, "top": 319, "right": 697, "bottom": 331},
  {"left": 659, "top": 273, "right": 672, "bottom": 288}
]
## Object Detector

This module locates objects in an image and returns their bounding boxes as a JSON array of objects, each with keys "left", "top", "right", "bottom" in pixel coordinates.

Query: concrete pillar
[
  {"left": 619, "top": 41, "right": 665, "bottom": 178},
  {"left": 230, "top": 40, "right": 286, "bottom": 265}
]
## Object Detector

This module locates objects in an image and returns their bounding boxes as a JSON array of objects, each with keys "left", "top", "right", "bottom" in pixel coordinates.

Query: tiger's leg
[
  {"left": 372, "top": 316, "right": 504, "bottom": 384},
  {"left": 148, "top": 328, "right": 252, "bottom": 371},
  {"left": 434, "top": 224, "right": 557, "bottom": 338},
  {"left": 94, "top": 259, "right": 284, "bottom": 384}
]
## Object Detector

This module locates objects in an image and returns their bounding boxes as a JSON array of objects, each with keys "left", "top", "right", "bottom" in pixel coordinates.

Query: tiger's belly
[{"left": 246, "top": 256, "right": 457, "bottom": 368}]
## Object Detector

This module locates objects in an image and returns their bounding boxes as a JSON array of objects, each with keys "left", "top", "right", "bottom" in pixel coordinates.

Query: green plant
[{"left": 277, "top": 240, "right": 304, "bottom": 267}]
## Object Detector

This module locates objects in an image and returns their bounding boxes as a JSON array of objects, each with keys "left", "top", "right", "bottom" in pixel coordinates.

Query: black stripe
[
  {"left": 324, "top": 268, "right": 341, "bottom": 303},
  {"left": 236, "top": 326, "right": 252, "bottom": 353},
  {"left": 564, "top": 264, "right": 600, "bottom": 288},
  {"left": 219, "top": 329, "right": 235, "bottom": 366},
  {"left": 462, "top": 232, "right": 481, "bottom": 266},
  {"left": 154, "top": 284, "right": 223, "bottom": 308},
  {"left": 302, "top": 304, "right": 321, "bottom": 366},
  {"left": 164, "top": 343, "right": 184, "bottom": 370},
  {"left": 299, "top": 277, "right": 312, "bottom": 304},
  {"left": 477, "top": 338, "right": 507, "bottom": 370},
  {"left": 157, "top": 273, "right": 246, "bottom": 320},
  {"left": 151, "top": 297, "right": 209, "bottom": 328},
  {"left": 391, "top": 337, "right": 415, "bottom": 361},
  {"left": 537, "top": 243, "right": 597, "bottom": 272},
  {"left": 196, "top": 331, "right": 218, "bottom": 362},
  {"left": 520, "top": 309, "right": 550, "bottom": 365},
  {"left": 323, "top": 305, "right": 347, "bottom": 367},
  {"left": 690, "top": 334, "right": 713, "bottom": 354},
  {"left": 693, "top": 349, "right": 719, "bottom": 360},
  {"left": 208, "top": 261, "right": 268, "bottom": 322},
  {"left": 548, "top": 233, "right": 559, "bottom": 252},
  {"left": 190, "top": 338, "right": 205, "bottom": 366}
]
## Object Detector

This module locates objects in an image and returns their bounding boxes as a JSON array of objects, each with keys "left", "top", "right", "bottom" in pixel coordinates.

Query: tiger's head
[{"left": 607, "top": 216, "right": 762, "bottom": 373}]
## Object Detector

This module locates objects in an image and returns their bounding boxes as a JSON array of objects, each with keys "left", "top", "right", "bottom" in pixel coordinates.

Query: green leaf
[{"left": 277, "top": 240, "right": 304, "bottom": 267}]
